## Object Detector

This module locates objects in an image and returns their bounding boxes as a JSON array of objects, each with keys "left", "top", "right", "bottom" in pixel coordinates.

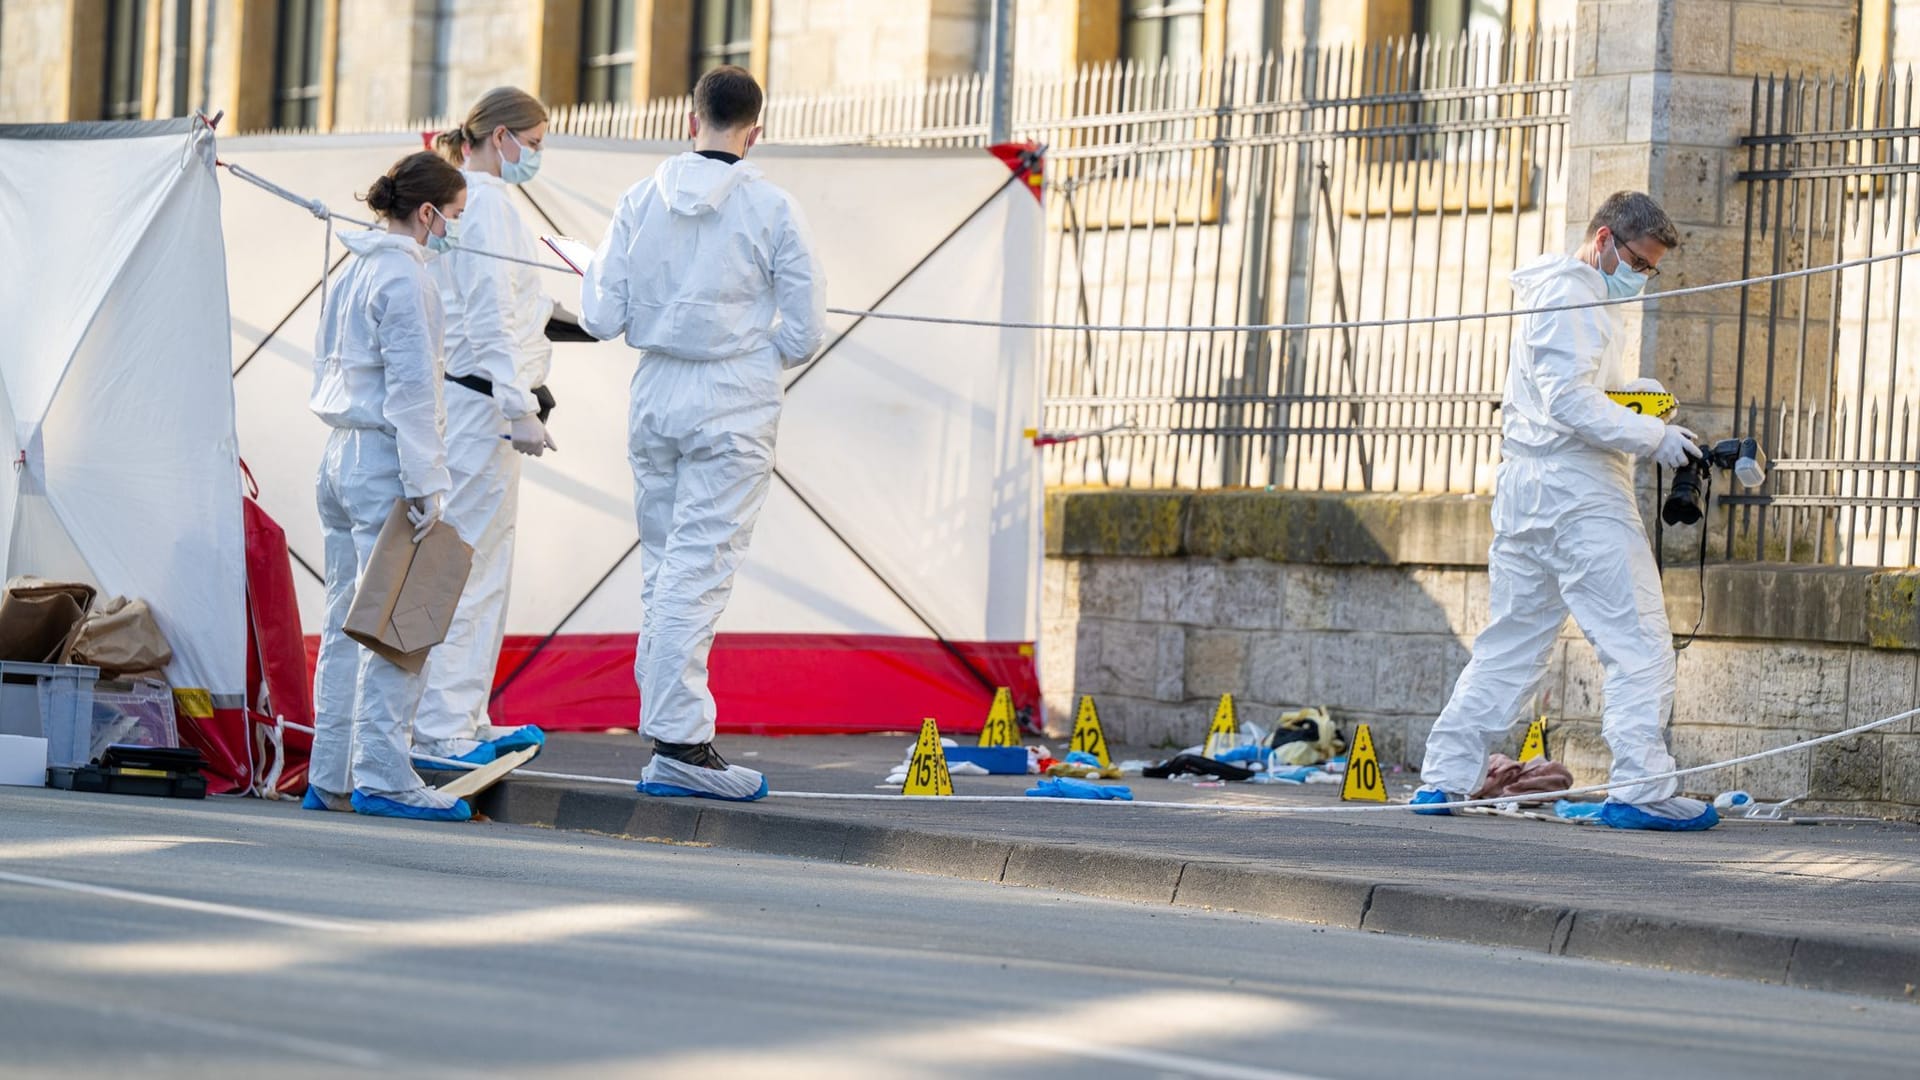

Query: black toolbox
[{"left": 47, "top": 745, "right": 208, "bottom": 799}]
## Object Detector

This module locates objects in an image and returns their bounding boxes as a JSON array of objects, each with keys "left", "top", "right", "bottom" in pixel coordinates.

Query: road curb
[{"left": 481, "top": 779, "right": 1920, "bottom": 1003}]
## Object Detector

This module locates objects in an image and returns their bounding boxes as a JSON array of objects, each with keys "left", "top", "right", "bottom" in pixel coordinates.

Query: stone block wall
[
  {"left": 1042, "top": 489, "right": 1920, "bottom": 817},
  {"left": 0, "top": 0, "right": 74, "bottom": 123}
]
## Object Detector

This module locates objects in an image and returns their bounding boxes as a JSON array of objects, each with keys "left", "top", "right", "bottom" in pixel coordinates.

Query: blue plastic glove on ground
[
  {"left": 1026, "top": 777, "right": 1133, "bottom": 800},
  {"left": 1064, "top": 751, "right": 1103, "bottom": 768}
]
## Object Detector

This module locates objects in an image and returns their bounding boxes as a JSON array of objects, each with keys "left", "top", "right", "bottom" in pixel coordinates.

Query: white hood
[
  {"left": 338, "top": 228, "right": 426, "bottom": 262},
  {"left": 1508, "top": 252, "right": 1597, "bottom": 301},
  {"left": 654, "top": 153, "right": 759, "bottom": 217}
]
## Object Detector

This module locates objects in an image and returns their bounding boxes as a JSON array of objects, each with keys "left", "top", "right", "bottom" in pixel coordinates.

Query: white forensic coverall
[
  {"left": 309, "top": 230, "right": 454, "bottom": 799},
  {"left": 417, "top": 170, "right": 553, "bottom": 749},
  {"left": 1420, "top": 253, "right": 1681, "bottom": 806},
  {"left": 580, "top": 152, "right": 826, "bottom": 750}
]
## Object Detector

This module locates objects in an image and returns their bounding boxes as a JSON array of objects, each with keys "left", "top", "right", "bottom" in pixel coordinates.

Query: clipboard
[{"left": 541, "top": 235, "right": 594, "bottom": 276}]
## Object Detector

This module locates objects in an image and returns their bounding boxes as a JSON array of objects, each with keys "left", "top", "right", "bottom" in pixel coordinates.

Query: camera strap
[{"left": 1654, "top": 465, "right": 1712, "bottom": 652}]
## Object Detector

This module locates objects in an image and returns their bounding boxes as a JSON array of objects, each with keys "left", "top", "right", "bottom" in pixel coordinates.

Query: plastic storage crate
[
  {"left": 84, "top": 678, "right": 178, "bottom": 763},
  {"left": 0, "top": 662, "right": 99, "bottom": 769}
]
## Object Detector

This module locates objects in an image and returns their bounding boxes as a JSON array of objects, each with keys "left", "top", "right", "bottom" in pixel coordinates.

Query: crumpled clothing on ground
[
  {"left": 1046, "top": 762, "right": 1125, "bottom": 780},
  {"left": 1027, "top": 777, "right": 1133, "bottom": 800},
  {"left": 1267, "top": 707, "right": 1344, "bottom": 765},
  {"left": 1142, "top": 753, "right": 1256, "bottom": 782},
  {"left": 1471, "top": 753, "right": 1575, "bottom": 802}
]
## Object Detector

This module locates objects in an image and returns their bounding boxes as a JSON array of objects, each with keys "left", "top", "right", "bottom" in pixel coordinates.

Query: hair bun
[{"left": 365, "top": 175, "right": 395, "bottom": 213}]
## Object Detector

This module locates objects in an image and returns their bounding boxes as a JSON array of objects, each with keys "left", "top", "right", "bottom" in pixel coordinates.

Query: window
[
  {"left": 1122, "top": 0, "right": 1205, "bottom": 69},
  {"left": 1413, "top": 0, "right": 1510, "bottom": 40},
  {"left": 580, "top": 0, "right": 636, "bottom": 103},
  {"left": 103, "top": 0, "right": 147, "bottom": 121},
  {"left": 694, "top": 0, "right": 753, "bottom": 75},
  {"left": 273, "top": 0, "right": 325, "bottom": 129}
]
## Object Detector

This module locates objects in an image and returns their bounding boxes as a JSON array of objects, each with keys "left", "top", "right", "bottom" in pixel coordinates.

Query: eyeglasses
[{"left": 1614, "top": 237, "right": 1661, "bottom": 279}]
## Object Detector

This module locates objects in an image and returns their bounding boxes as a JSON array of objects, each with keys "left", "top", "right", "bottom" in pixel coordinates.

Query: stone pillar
[{"left": 1566, "top": 0, "right": 1859, "bottom": 439}]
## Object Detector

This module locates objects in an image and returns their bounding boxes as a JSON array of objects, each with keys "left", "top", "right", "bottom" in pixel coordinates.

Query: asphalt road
[{"left": 2, "top": 787, "right": 1916, "bottom": 1079}]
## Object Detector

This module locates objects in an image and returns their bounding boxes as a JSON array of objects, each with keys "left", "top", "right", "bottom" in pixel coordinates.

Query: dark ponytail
[{"left": 360, "top": 151, "right": 466, "bottom": 222}]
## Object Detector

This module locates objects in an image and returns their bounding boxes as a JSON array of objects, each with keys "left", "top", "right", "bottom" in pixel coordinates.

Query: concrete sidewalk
[{"left": 474, "top": 733, "right": 1920, "bottom": 1001}]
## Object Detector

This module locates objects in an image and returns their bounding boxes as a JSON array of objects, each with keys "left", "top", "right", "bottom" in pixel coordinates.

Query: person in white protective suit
[
  {"left": 579, "top": 66, "right": 826, "bottom": 801},
  {"left": 412, "top": 87, "right": 557, "bottom": 770},
  {"left": 1412, "top": 191, "right": 1718, "bottom": 831},
  {"left": 304, "top": 152, "right": 474, "bottom": 822}
]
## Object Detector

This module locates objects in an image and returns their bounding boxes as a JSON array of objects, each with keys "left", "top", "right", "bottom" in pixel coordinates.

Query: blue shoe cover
[
  {"left": 412, "top": 741, "right": 497, "bottom": 772},
  {"left": 1554, "top": 800, "right": 1607, "bottom": 821},
  {"left": 1600, "top": 798, "right": 1718, "bottom": 832},
  {"left": 1410, "top": 787, "right": 1459, "bottom": 816},
  {"left": 638, "top": 754, "right": 768, "bottom": 801},
  {"left": 302, "top": 786, "right": 351, "bottom": 812},
  {"left": 487, "top": 725, "right": 546, "bottom": 754},
  {"left": 350, "top": 790, "right": 473, "bottom": 822},
  {"left": 1026, "top": 777, "right": 1133, "bottom": 800},
  {"left": 637, "top": 776, "right": 770, "bottom": 802}
]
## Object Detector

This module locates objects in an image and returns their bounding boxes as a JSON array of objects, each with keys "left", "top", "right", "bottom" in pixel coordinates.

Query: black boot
[{"left": 652, "top": 740, "right": 730, "bottom": 771}]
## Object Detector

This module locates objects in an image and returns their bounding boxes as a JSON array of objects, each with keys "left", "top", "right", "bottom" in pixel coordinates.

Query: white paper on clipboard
[{"left": 541, "top": 236, "right": 595, "bottom": 276}]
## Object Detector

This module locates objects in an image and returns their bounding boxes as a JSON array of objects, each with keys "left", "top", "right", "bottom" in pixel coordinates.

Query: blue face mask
[
  {"left": 1605, "top": 238, "right": 1649, "bottom": 299},
  {"left": 425, "top": 205, "right": 460, "bottom": 254},
  {"left": 501, "top": 131, "right": 542, "bottom": 184}
]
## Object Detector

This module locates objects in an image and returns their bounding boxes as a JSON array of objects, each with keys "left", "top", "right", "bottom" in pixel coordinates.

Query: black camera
[{"left": 1661, "top": 437, "right": 1768, "bottom": 526}]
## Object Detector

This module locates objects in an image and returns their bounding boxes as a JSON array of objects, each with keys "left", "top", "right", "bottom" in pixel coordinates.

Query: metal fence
[
  {"left": 1029, "top": 35, "right": 1568, "bottom": 492},
  {"left": 314, "top": 39, "right": 1568, "bottom": 497},
  {"left": 549, "top": 38, "right": 1572, "bottom": 494},
  {"left": 1727, "top": 70, "right": 1920, "bottom": 567}
]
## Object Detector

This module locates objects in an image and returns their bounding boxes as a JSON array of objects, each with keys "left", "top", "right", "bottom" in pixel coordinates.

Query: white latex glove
[
  {"left": 1653, "top": 425, "right": 1705, "bottom": 469},
  {"left": 509, "top": 414, "right": 553, "bottom": 457},
  {"left": 407, "top": 493, "right": 444, "bottom": 542}
]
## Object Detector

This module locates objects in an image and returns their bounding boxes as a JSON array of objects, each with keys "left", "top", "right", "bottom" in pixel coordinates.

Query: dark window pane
[
  {"left": 580, "top": 0, "right": 636, "bottom": 103},
  {"left": 102, "top": 0, "right": 147, "bottom": 120},
  {"left": 272, "top": 0, "right": 324, "bottom": 128},
  {"left": 610, "top": 0, "right": 634, "bottom": 51},
  {"left": 1166, "top": 12, "right": 1201, "bottom": 65},
  {"left": 1124, "top": 16, "right": 1163, "bottom": 65}
]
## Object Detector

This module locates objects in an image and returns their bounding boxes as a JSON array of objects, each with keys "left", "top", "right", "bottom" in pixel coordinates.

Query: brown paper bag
[
  {"left": 343, "top": 500, "right": 474, "bottom": 673},
  {"left": 0, "top": 578, "right": 97, "bottom": 664},
  {"left": 69, "top": 596, "right": 174, "bottom": 679}
]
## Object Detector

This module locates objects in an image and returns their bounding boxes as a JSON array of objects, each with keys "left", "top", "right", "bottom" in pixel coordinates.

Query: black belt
[{"left": 445, "top": 374, "right": 556, "bottom": 423}]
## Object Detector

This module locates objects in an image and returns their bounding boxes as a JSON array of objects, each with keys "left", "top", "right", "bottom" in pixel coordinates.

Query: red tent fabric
[{"left": 179, "top": 477, "right": 312, "bottom": 795}]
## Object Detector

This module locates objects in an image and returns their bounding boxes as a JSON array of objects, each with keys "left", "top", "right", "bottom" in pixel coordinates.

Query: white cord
[
  {"left": 221, "top": 161, "right": 575, "bottom": 274},
  {"left": 824, "top": 240, "right": 1920, "bottom": 334},
  {"left": 220, "top": 157, "right": 1920, "bottom": 335}
]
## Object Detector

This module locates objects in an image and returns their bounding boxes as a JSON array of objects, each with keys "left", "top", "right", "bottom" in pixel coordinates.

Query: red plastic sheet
[{"left": 303, "top": 633, "right": 1040, "bottom": 736}]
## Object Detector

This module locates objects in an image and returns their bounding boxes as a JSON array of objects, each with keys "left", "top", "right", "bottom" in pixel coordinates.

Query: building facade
[{"left": 20, "top": 0, "right": 1878, "bottom": 129}]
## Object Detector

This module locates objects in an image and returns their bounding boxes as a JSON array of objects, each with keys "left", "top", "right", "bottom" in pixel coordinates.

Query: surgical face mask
[
  {"left": 1605, "top": 238, "right": 1649, "bottom": 299},
  {"left": 501, "top": 131, "right": 542, "bottom": 184},
  {"left": 425, "top": 205, "right": 460, "bottom": 254}
]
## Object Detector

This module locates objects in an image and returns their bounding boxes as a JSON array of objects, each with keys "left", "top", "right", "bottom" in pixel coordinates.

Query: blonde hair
[{"left": 433, "top": 87, "right": 549, "bottom": 165}]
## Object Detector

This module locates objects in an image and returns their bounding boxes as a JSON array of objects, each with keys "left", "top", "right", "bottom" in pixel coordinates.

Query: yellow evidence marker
[
  {"left": 904, "top": 717, "right": 955, "bottom": 797},
  {"left": 1517, "top": 716, "right": 1549, "bottom": 763},
  {"left": 978, "top": 687, "right": 1022, "bottom": 747},
  {"left": 1341, "top": 723, "right": 1386, "bottom": 802},
  {"left": 1069, "top": 695, "right": 1111, "bottom": 767},
  {"left": 1604, "top": 390, "right": 1677, "bottom": 419},
  {"left": 1203, "top": 693, "right": 1239, "bottom": 757}
]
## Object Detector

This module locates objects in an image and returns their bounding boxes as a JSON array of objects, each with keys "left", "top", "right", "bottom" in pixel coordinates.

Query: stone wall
[
  {"left": 1041, "top": 489, "right": 1920, "bottom": 817},
  {"left": 0, "top": 0, "right": 73, "bottom": 123}
]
